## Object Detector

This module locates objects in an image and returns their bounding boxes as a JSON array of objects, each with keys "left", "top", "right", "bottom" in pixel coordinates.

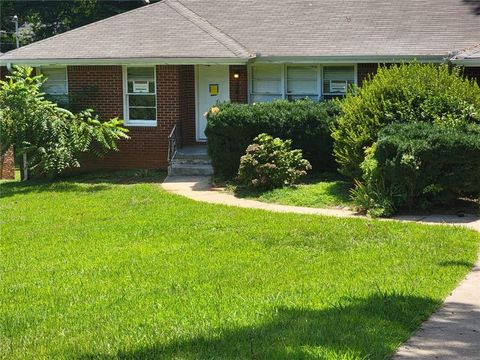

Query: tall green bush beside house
[
  {"left": 205, "top": 99, "right": 338, "bottom": 179},
  {"left": 332, "top": 63, "right": 480, "bottom": 179},
  {"left": 0, "top": 66, "right": 129, "bottom": 179}
]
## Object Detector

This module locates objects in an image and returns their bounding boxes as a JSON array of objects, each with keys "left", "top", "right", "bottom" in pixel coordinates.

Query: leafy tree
[
  {"left": 1, "top": 0, "right": 160, "bottom": 52},
  {"left": 0, "top": 66, "right": 129, "bottom": 179}
]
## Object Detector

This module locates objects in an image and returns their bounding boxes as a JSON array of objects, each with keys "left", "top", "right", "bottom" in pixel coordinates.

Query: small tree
[{"left": 0, "top": 66, "right": 129, "bottom": 180}]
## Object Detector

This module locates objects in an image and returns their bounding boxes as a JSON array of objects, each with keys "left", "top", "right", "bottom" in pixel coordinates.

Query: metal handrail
[{"left": 167, "top": 123, "right": 180, "bottom": 163}]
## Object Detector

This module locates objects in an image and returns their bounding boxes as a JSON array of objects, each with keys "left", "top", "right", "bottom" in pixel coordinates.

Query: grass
[
  {"left": 1, "top": 171, "right": 479, "bottom": 359},
  {"left": 229, "top": 173, "right": 353, "bottom": 209}
]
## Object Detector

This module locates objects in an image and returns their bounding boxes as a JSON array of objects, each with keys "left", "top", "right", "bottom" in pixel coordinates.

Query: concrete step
[
  {"left": 174, "top": 152, "right": 211, "bottom": 161},
  {"left": 173, "top": 158, "right": 212, "bottom": 165},
  {"left": 168, "top": 162, "right": 214, "bottom": 176}
]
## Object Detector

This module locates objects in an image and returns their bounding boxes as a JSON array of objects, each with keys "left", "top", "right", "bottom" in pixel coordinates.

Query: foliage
[
  {"left": 351, "top": 122, "right": 480, "bottom": 216},
  {"left": 237, "top": 133, "right": 311, "bottom": 190},
  {"left": 0, "top": 0, "right": 160, "bottom": 52},
  {"left": 1, "top": 172, "right": 479, "bottom": 359},
  {"left": 0, "top": 66, "right": 129, "bottom": 178},
  {"left": 332, "top": 63, "right": 480, "bottom": 178},
  {"left": 206, "top": 99, "right": 338, "bottom": 179}
]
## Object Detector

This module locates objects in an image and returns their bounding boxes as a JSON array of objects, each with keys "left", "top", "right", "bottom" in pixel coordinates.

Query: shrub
[
  {"left": 332, "top": 63, "right": 480, "bottom": 178},
  {"left": 0, "top": 66, "right": 129, "bottom": 179},
  {"left": 205, "top": 99, "right": 338, "bottom": 179},
  {"left": 237, "top": 133, "right": 311, "bottom": 190},
  {"left": 352, "top": 122, "right": 480, "bottom": 216}
]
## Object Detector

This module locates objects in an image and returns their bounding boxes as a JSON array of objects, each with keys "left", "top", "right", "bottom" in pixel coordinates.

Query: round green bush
[
  {"left": 238, "top": 133, "right": 311, "bottom": 190},
  {"left": 332, "top": 63, "right": 480, "bottom": 179},
  {"left": 351, "top": 122, "right": 480, "bottom": 217}
]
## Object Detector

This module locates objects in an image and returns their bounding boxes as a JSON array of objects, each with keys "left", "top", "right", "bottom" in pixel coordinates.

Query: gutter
[
  {"left": 450, "top": 58, "right": 480, "bottom": 67},
  {"left": 0, "top": 57, "right": 252, "bottom": 66},
  {"left": 252, "top": 55, "right": 447, "bottom": 64},
  {"left": 0, "top": 54, "right": 453, "bottom": 67}
]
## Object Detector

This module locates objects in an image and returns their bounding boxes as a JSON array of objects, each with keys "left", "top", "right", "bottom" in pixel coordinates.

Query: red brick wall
[
  {"left": 0, "top": 68, "right": 15, "bottom": 179},
  {"left": 68, "top": 65, "right": 195, "bottom": 170},
  {"left": 179, "top": 65, "right": 197, "bottom": 146},
  {"left": 0, "top": 66, "right": 8, "bottom": 81},
  {"left": 0, "top": 146, "right": 15, "bottom": 179},
  {"left": 68, "top": 65, "right": 123, "bottom": 118},
  {"left": 357, "top": 63, "right": 380, "bottom": 88},
  {"left": 229, "top": 65, "right": 248, "bottom": 103}
]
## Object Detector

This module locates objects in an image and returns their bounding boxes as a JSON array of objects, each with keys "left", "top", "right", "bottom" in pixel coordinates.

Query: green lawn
[
  {"left": 1, "top": 172, "right": 478, "bottom": 359},
  {"left": 230, "top": 173, "right": 353, "bottom": 209}
]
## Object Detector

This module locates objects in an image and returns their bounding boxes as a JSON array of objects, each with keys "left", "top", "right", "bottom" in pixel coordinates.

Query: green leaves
[
  {"left": 332, "top": 63, "right": 480, "bottom": 179},
  {"left": 351, "top": 122, "right": 480, "bottom": 216},
  {"left": 206, "top": 99, "right": 338, "bottom": 178},
  {"left": 0, "top": 66, "right": 129, "bottom": 178},
  {"left": 238, "top": 133, "right": 312, "bottom": 190}
]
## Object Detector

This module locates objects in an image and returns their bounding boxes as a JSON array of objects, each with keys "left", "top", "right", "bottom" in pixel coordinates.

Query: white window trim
[
  {"left": 122, "top": 65, "right": 157, "bottom": 127},
  {"left": 37, "top": 66, "right": 69, "bottom": 95},
  {"left": 248, "top": 63, "right": 357, "bottom": 103}
]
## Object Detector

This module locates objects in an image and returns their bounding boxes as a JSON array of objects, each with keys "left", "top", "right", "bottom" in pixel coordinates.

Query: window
[
  {"left": 286, "top": 66, "right": 319, "bottom": 100},
  {"left": 249, "top": 64, "right": 356, "bottom": 103},
  {"left": 250, "top": 64, "right": 283, "bottom": 103},
  {"left": 323, "top": 66, "right": 355, "bottom": 96},
  {"left": 40, "top": 67, "right": 68, "bottom": 95},
  {"left": 124, "top": 66, "right": 157, "bottom": 126}
]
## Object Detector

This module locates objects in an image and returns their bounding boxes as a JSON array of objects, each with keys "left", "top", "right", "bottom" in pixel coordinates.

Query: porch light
[{"left": 233, "top": 72, "right": 240, "bottom": 79}]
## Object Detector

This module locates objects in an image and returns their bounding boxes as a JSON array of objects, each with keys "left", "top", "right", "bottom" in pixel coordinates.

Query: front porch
[{"left": 168, "top": 145, "right": 213, "bottom": 176}]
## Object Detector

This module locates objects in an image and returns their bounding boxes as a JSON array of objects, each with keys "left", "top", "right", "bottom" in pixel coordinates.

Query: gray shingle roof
[
  {"left": 1, "top": 0, "right": 480, "bottom": 63},
  {"left": 455, "top": 44, "right": 480, "bottom": 59},
  {"left": 0, "top": 1, "right": 251, "bottom": 62},
  {"left": 451, "top": 43, "right": 480, "bottom": 65}
]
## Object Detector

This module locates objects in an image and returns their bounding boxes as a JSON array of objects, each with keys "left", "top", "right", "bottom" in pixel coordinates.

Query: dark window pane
[
  {"left": 128, "top": 95, "right": 156, "bottom": 107},
  {"left": 129, "top": 107, "right": 156, "bottom": 121},
  {"left": 127, "top": 67, "right": 154, "bottom": 80}
]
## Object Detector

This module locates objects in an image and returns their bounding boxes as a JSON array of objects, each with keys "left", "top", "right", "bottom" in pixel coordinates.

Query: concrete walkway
[
  {"left": 161, "top": 176, "right": 480, "bottom": 231},
  {"left": 161, "top": 176, "right": 480, "bottom": 359}
]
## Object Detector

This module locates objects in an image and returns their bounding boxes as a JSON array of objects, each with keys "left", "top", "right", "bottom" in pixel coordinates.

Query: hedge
[
  {"left": 205, "top": 99, "right": 338, "bottom": 178},
  {"left": 360, "top": 122, "right": 480, "bottom": 213},
  {"left": 332, "top": 63, "right": 480, "bottom": 179}
]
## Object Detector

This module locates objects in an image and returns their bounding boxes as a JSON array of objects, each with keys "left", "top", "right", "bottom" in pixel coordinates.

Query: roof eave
[
  {"left": 451, "top": 58, "right": 480, "bottom": 67},
  {"left": 253, "top": 55, "right": 448, "bottom": 64},
  {"left": 0, "top": 56, "right": 251, "bottom": 66}
]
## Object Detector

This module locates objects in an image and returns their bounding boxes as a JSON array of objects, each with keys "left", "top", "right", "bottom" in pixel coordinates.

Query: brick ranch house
[{"left": 0, "top": 0, "right": 479, "bottom": 176}]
